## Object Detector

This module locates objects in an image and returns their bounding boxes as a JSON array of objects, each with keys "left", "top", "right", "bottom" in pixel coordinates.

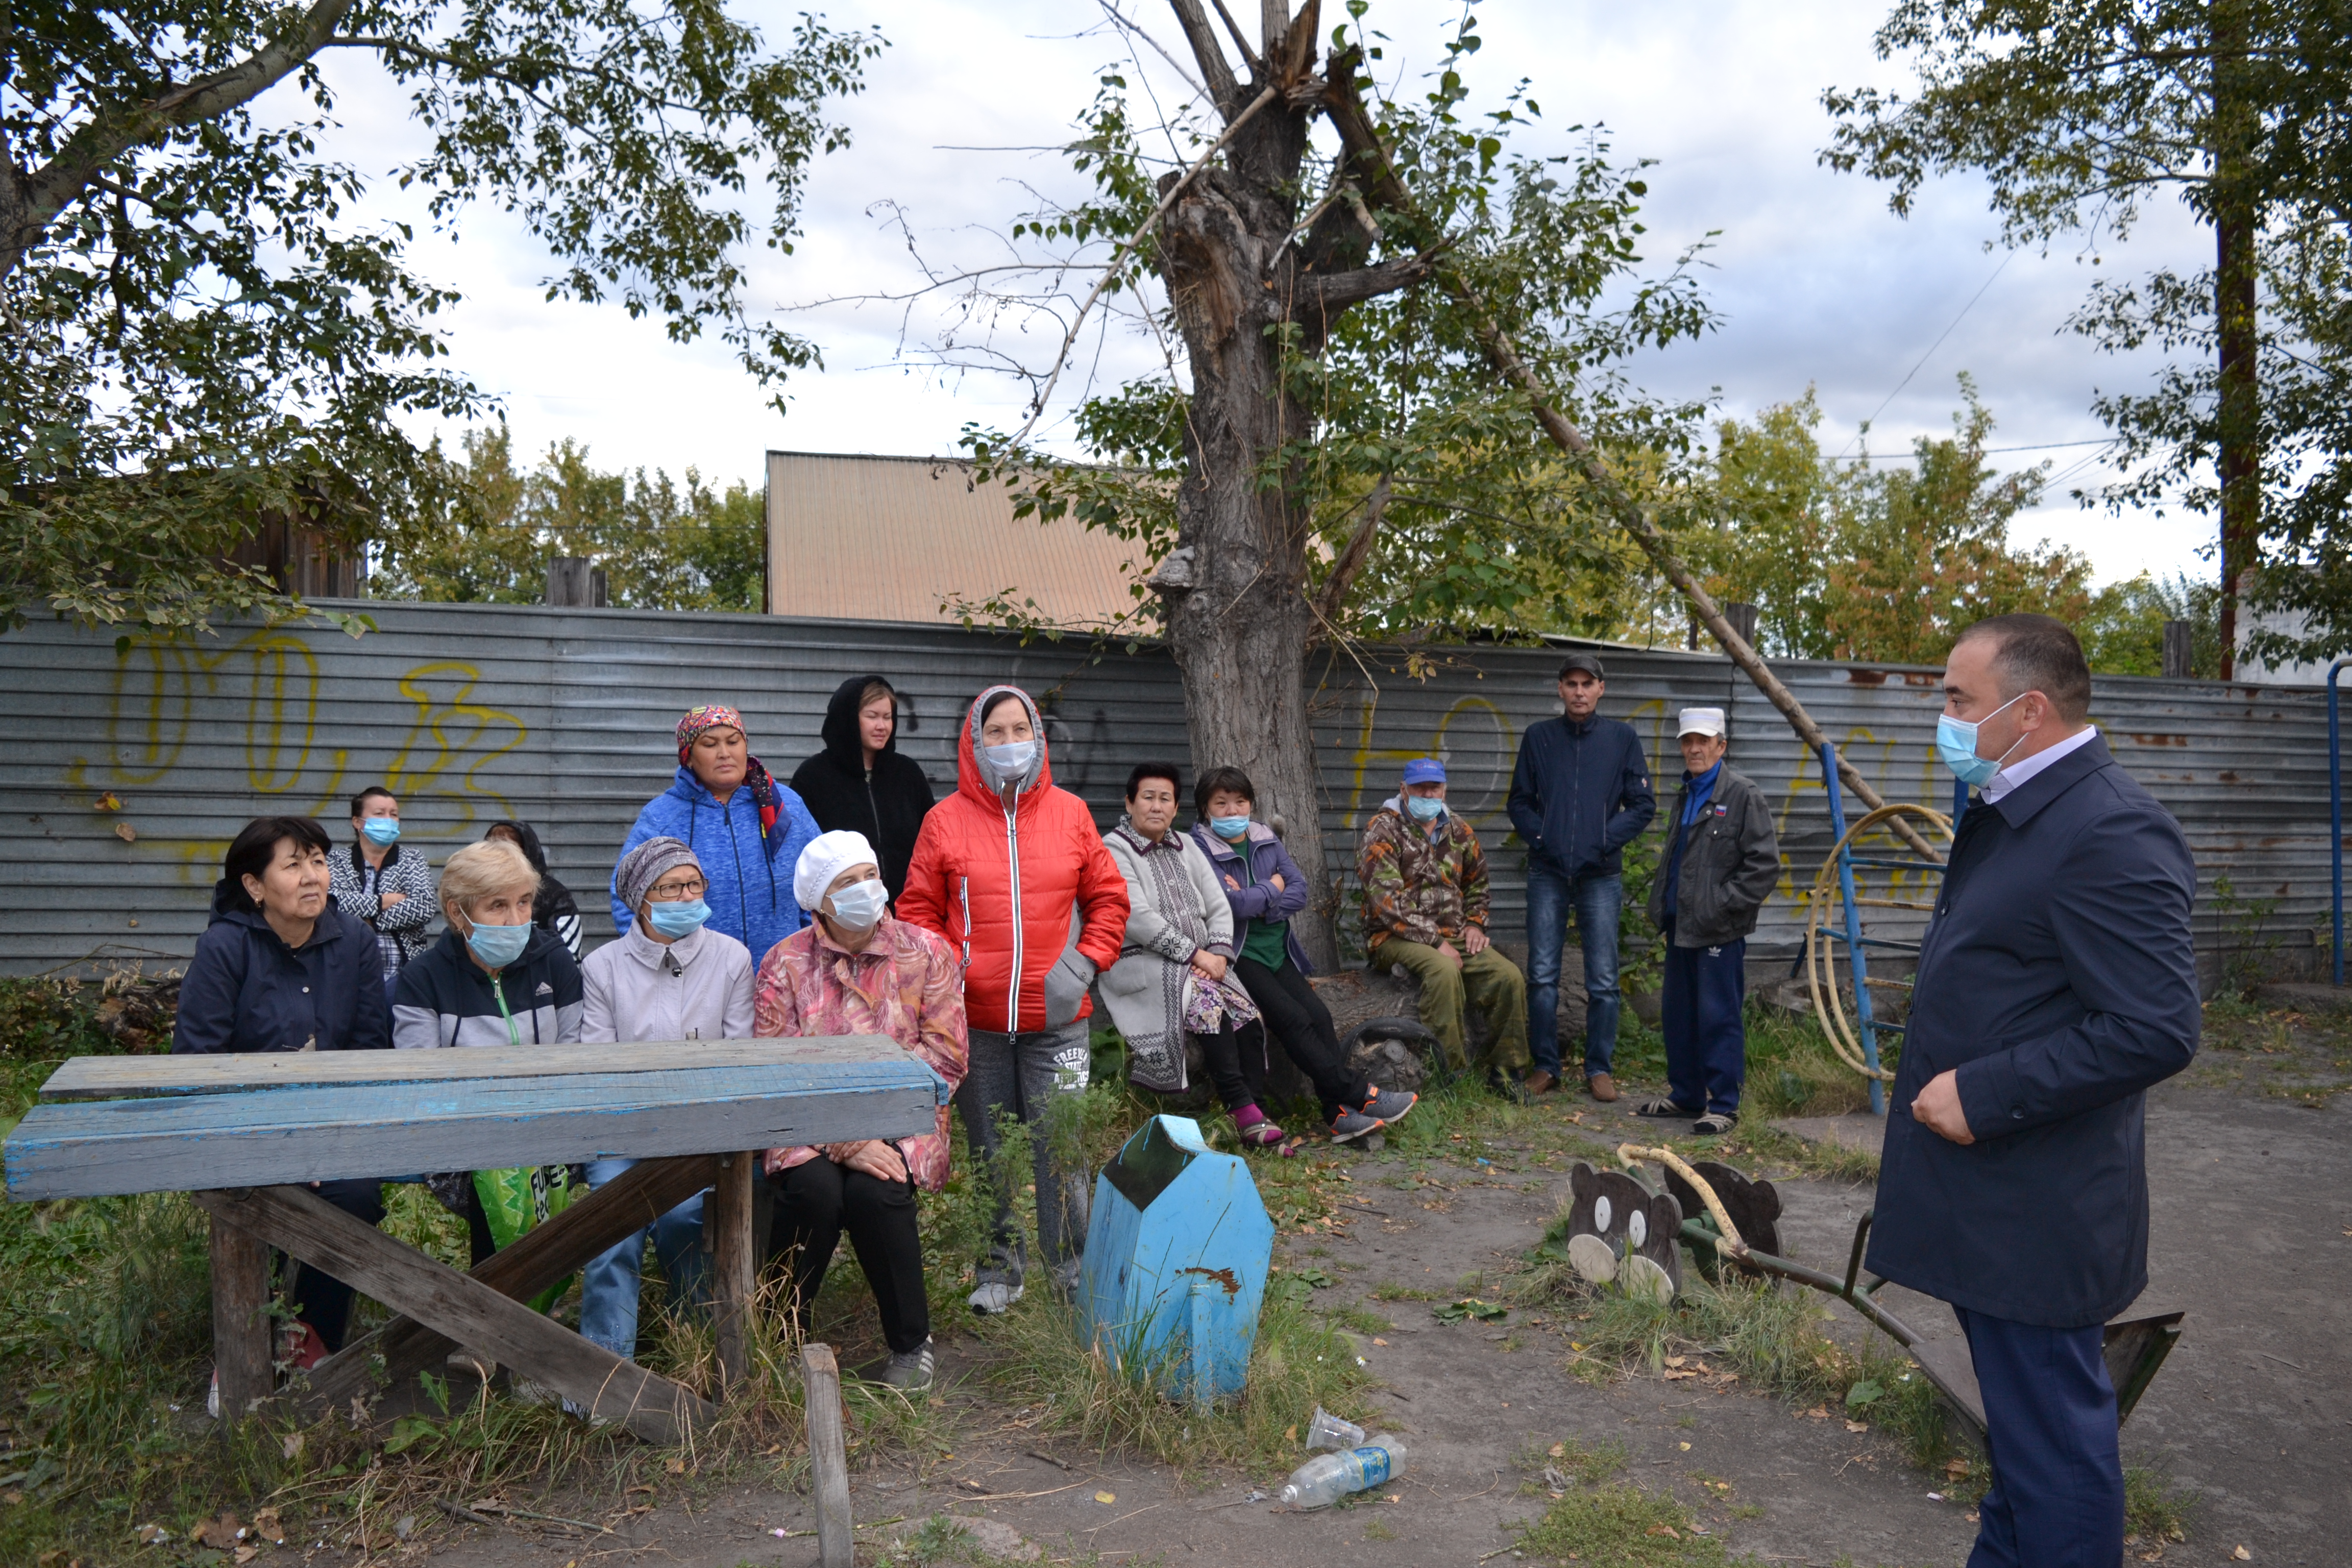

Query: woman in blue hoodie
[{"left": 611, "top": 704, "right": 821, "bottom": 964}]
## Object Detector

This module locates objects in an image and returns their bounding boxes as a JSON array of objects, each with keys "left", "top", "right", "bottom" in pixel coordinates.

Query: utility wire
[{"left": 1833, "top": 250, "right": 2015, "bottom": 461}]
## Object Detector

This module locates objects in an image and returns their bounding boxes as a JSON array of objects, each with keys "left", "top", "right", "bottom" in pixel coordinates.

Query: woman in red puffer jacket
[{"left": 899, "top": 685, "right": 1128, "bottom": 1312}]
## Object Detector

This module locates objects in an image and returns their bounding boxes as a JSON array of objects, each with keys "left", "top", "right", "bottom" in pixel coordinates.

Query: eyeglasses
[{"left": 647, "top": 877, "right": 708, "bottom": 901}]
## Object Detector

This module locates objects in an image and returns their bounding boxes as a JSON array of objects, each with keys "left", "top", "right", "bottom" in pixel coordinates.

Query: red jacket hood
[{"left": 955, "top": 685, "right": 1053, "bottom": 811}]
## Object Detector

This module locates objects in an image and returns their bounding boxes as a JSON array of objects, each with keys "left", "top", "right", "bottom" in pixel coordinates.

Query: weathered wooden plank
[
  {"left": 6, "top": 1063, "right": 943, "bottom": 1200},
  {"left": 301, "top": 1154, "right": 719, "bottom": 1416},
  {"left": 42, "top": 1037, "right": 905, "bottom": 1102},
  {"left": 190, "top": 1185, "right": 714, "bottom": 1444},
  {"left": 209, "top": 1214, "right": 273, "bottom": 1420},
  {"left": 801, "top": 1343, "right": 854, "bottom": 1567},
  {"left": 708, "top": 1153, "right": 755, "bottom": 1392}
]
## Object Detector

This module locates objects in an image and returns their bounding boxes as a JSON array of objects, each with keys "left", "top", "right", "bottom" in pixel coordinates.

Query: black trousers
[
  {"left": 766, "top": 1159, "right": 930, "bottom": 1354},
  {"left": 1234, "top": 954, "right": 1370, "bottom": 1122},
  {"left": 286, "top": 1179, "right": 388, "bottom": 1353}
]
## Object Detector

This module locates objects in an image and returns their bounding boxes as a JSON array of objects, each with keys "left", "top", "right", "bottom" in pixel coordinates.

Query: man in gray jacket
[{"left": 1636, "top": 707, "right": 1780, "bottom": 1134}]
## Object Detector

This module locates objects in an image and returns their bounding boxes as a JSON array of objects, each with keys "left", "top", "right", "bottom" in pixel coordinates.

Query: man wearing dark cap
[{"left": 1506, "top": 651, "right": 1656, "bottom": 1099}]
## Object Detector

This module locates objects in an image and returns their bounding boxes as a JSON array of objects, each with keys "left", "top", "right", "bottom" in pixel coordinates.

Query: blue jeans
[
  {"left": 1525, "top": 866, "right": 1622, "bottom": 1077},
  {"left": 577, "top": 1157, "right": 710, "bottom": 1361}
]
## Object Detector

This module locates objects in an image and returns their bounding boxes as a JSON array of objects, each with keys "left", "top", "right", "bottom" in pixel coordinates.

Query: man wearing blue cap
[{"left": 1358, "top": 757, "right": 1529, "bottom": 1094}]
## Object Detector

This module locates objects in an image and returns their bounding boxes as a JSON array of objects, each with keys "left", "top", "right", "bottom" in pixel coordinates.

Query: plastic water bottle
[
  {"left": 1305, "top": 1406, "right": 1367, "bottom": 1451},
  {"left": 1277, "top": 1437, "right": 1410, "bottom": 1508}
]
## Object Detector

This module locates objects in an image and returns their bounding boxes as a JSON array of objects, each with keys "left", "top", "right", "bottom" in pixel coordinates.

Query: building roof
[{"left": 764, "top": 450, "right": 1149, "bottom": 629}]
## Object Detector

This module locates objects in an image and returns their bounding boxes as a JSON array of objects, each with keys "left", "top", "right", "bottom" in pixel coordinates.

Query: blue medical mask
[
  {"left": 646, "top": 898, "right": 710, "bottom": 939},
  {"left": 1209, "top": 815, "right": 1252, "bottom": 840},
  {"left": 464, "top": 920, "right": 532, "bottom": 970},
  {"left": 982, "top": 739, "right": 1039, "bottom": 778},
  {"left": 1935, "top": 693, "right": 2028, "bottom": 788},
  {"left": 825, "top": 879, "right": 889, "bottom": 932},
  {"left": 359, "top": 818, "right": 401, "bottom": 847},
  {"left": 1406, "top": 795, "right": 1448, "bottom": 822}
]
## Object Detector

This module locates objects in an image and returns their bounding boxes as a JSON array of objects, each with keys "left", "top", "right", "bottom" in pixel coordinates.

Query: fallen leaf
[
  {"left": 1803, "top": 1406, "right": 1830, "bottom": 1419},
  {"left": 2233, "top": 1550, "right": 2251, "bottom": 1561},
  {"left": 251, "top": 1507, "right": 285, "bottom": 1544},
  {"left": 135, "top": 1525, "right": 172, "bottom": 1547},
  {"left": 192, "top": 1513, "right": 244, "bottom": 1550},
  {"left": 1664, "top": 1355, "right": 1686, "bottom": 1368},
  {"left": 1646, "top": 1525, "right": 1681, "bottom": 1539},
  {"left": 1677, "top": 1441, "right": 1692, "bottom": 1451},
  {"left": 1284, "top": 1425, "right": 1298, "bottom": 1444},
  {"left": 1547, "top": 1443, "right": 1565, "bottom": 1459},
  {"left": 1662, "top": 1368, "right": 1698, "bottom": 1381},
  {"left": 1845, "top": 1420, "right": 1870, "bottom": 1433},
  {"left": 1095, "top": 1491, "right": 1116, "bottom": 1505},
  {"left": 1945, "top": 1458, "right": 1970, "bottom": 1479},
  {"left": 114, "top": 822, "right": 137, "bottom": 842},
  {"left": 233, "top": 1548, "right": 258, "bottom": 1564},
  {"left": 1372, "top": 1337, "right": 1389, "bottom": 1346},
  {"left": 666, "top": 1457, "right": 687, "bottom": 1475},
  {"left": 281, "top": 1432, "right": 304, "bottom": 1460},
  {"left": 39, "top": 1551, "right": 66, "bottom": 1567},
  {"left": 93, "top": 793, "right": 120, "bottom": 811},
  {"left": 1385, "top": 1493, "right": 1402, "bottom": 1503}
]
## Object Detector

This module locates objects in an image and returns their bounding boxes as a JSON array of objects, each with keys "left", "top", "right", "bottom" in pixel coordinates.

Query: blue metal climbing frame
[
  {"left": 2331, "top": 657, "right": 2352, "bottom": 986},
  {"left": 1815, "top": 743, "right": 1953, "bottom": 1116}
]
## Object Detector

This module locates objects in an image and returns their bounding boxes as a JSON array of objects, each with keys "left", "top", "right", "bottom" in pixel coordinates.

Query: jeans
[
  {"left": 954, "top": 1021, "right": 1092, "bottom": 1288},
  {"left": 1526, "top": 866, "right": 1623, "bottom": 1077},
  {"left": 577, "top": 1157, "right": 709, "bottom": 1361},
  {"left": 1368, "top": 939, "right": 1528, "bottom": 1073},
  {"left": 1955, "top": 1307, "right": 2125, "bottom": 1568},
  {"left": 768, "top": 1158, "right": 930, "bottom": 1354}
]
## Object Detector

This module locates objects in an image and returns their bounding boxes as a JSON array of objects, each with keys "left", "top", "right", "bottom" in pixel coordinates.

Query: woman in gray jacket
[{"left": 1099, "top": 763, "right": 1287, "bottom": 1148}]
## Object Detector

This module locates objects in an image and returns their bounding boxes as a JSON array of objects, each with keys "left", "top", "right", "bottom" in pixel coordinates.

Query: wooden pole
[
  {"left": 799, "top": 1343, "right": 854, "bottom": 1568},
  {"left": 209, "top": 1212, "right": 273, "bottom": 1420},
  {"left": 708, "top": 1152, "right": 756, "bottom": 1392}
]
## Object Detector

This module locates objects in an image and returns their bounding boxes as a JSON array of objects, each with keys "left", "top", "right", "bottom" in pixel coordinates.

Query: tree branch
[
  {"left": 9, "top": 0, "right": 353, "bottom": 284},
  {"left": 1207, "top": 0, "right": 1265, "bottom": 76},
  {"left": 1312, "top": 475, "right": 1389, "bottom": 628},
  {"left": 1166, "top": 0, "right": 1244, "bottom": 116}
]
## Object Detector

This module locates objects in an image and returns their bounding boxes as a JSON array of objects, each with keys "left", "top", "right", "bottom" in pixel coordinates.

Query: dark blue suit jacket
[{"left": 1866, "top": 734, "right": 2198, "bottom": 1328}]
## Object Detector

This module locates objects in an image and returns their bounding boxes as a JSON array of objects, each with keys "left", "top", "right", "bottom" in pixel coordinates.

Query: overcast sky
[{"left": 331, "top": 1, "right": 2221, "bottom": 587}]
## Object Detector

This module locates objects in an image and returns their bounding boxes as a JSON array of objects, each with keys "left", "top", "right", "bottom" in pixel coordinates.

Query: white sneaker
[{"left": 968, "top": 1281, "right": 1024, "bottom": 1315}]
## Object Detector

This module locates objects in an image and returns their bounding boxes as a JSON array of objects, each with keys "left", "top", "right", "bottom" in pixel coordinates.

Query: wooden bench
[{"left": 3, "top": 1038, "right": 946, "bottom": 1444}]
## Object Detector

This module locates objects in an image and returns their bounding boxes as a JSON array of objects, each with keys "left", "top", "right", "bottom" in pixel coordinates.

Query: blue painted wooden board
[{"left": 5, "top": 1058, "right": 947, "bottom": 1201}]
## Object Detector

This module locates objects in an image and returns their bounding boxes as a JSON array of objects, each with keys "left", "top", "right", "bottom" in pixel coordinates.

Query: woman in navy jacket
[
  {"left": 1189, "top": 767, "right": 1407, "bottom": 1138},
  {"left": 174, "top": 816, "right": 392, "bottom": 1379}
]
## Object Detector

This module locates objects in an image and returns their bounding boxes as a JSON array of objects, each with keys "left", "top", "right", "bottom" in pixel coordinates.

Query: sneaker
[
  {"left": 881, "top": 1339, "right": 936, "bottom": 1392},
  {"left": 1692, "top": 1111, "right": 1739, "bottom": 1136},
  {"left": 206, "top": 1368, "right": 221, "bottom": 1420},
  {"left": 968, "top": 1281, "right": 1024, "bottom": 1315},
  {"left": 1587, "top": 1072, "right": 1620, "bottom": 1103},
  {"left": 1359, "top": 1087, "right": 1418, "bottom": 1126},
  {"left": 1330, "top": 1106, "right": 1384, "bottom": 1143},
  {"left": 1633, "top": 1096, "right": 1701, "bottom": 1119}
]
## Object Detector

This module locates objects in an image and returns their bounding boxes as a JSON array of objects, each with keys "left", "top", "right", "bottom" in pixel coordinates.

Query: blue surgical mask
[
  {"left": 465, "top": 921, "right": 532, "bottom": 970},
  {"left": 359, "top": 818, "right": 401, "bottom": 847},
  {"left": 825, "top": 879, "right": 889, "bottom": 932},
  {"left": 1935, "top": 693, "right": 2027, "bottom": 788},
  {"left": 646, "top": 899, "right": 710, "bottom": 939},
  {"left": 982, "top": 740, "right": 1039, "bottom": 779},
  {"left": 1209, "top": 815, "right": 1252, "bottom": 840},
  {"left": 1406, "top": 795, "right": 1448, "bottom": 822}
]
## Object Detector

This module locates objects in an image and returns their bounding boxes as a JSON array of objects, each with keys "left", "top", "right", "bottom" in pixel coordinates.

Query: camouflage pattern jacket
[{"left": 1357, "top": 797, "right": 1491, "bottom": 952}]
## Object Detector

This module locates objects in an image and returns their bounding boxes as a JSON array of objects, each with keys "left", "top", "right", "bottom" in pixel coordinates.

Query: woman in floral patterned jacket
[{"left": 756, "top": 830, "right": 967, "bottom": 1391}]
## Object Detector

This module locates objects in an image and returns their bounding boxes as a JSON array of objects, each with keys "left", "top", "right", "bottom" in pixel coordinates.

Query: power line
[{"left": 1832, "top": 250, "right": 2015, "bottom": 461}]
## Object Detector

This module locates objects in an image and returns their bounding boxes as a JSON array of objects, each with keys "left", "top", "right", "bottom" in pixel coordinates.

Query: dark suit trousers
[
  {"left": 286, "top": 1179, "right": 388, "bottom": 1352},
  {"left": 1957, "top": 1306, "right": 2124, "bottom": 1568}
]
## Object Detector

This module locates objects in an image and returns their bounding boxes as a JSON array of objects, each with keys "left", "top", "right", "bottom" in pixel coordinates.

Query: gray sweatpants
[{"left": 955, "top": 1021, "right": 1092, "bottom": 1288}]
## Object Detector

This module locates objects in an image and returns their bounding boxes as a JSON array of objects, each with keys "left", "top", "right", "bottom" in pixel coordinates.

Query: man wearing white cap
[{"left": 1636, "top": 707, "right": 1780, "bottom": 1134}]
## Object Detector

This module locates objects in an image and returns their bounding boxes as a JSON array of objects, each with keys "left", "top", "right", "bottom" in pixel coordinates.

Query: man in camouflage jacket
[{"left": 1358, "top": 757, "right": 1530, "bottom": 1086}]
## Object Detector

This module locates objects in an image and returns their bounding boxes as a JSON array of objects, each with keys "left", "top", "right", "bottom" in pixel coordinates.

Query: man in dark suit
[{"left": 1869, "top": 614, "right": 2198, "bottom": 1568}]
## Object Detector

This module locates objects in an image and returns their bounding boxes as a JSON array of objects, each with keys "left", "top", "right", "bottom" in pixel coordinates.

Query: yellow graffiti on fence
[
  {"left": 1342, "top": 692, "right": 1521, "bottom": 834},
  {"left": 70, "top": 635, "right": 530, "bottom": 877}
]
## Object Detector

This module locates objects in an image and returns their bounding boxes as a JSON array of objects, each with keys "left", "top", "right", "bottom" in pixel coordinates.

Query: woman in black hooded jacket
[
  {"left": 484, "top": 819, "right": 582, "bottom": 956},
  {"left": 789, "top": 674, "right": 936, "bottom": 901}
]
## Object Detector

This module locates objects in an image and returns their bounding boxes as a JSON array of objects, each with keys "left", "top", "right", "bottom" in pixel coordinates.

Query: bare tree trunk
[
  {"left": 1150, "top": 1, "right": 1428, "bottom": 967},
  {"left": 2211, "top": 1, "right": 2260, "bottom": 680}
]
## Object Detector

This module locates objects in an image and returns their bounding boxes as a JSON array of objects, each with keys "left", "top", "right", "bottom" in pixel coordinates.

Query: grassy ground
[{"left": 2184, "top": 994, "right": 2352, "bottom": 1108}]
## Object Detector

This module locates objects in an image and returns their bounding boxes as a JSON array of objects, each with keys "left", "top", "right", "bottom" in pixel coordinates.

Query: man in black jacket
[
  {"left": 1870, "top": 614, "right": 2197, "bottom": 1568},
  {"left": 1505, "top": 652, "right": 1655, "bottom": 1099},
  {"left": 1634, "top": 707, "right": 1779, "bottom": 1135}
]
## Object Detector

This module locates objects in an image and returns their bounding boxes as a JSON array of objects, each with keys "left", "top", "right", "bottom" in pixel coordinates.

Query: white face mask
[{"left": 825, "top": 878, "right": 888, "bottom": 932}]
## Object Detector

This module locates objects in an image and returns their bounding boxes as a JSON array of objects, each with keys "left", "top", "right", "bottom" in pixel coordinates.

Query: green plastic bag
[{"left": 473, "top": 1164, "right": 580, "bottom": 1314}]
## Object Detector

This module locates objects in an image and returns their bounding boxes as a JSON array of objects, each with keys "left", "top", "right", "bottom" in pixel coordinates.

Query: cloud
[{"left": 320, "top": 0, "right": 2219, "bottom": 584}]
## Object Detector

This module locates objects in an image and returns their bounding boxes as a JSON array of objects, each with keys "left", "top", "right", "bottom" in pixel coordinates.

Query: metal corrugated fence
[{"left": 0, "top": 602, "right": 2330, "bottom": 977}]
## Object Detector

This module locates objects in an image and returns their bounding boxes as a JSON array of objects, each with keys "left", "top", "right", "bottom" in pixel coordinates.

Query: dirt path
[{"left": 409, "top": 1071, "right": 2348, "bottom": 1568}]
